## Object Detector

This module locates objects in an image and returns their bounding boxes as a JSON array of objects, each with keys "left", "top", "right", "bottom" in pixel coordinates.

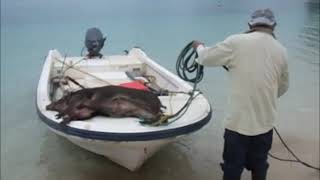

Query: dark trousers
[{"left": 221, "top": 129, "right": 273, "bottom": 180}]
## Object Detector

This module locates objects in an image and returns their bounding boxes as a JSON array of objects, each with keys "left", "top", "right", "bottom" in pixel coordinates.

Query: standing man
[{"left": 192, "top": 9, "right": 289, "bottom": 180}]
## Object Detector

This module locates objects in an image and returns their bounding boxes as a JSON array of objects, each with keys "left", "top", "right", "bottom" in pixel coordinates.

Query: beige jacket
[{"left": 196, "top": 31, "right": 289, "bottom": 136}]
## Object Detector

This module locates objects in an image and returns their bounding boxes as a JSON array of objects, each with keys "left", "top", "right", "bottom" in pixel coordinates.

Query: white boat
[{"left": 36, "top": 48, "right": 212, "bottom": 171}]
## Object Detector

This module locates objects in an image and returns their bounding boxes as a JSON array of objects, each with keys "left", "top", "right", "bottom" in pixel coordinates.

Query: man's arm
[
  {"left": 278, "top": 61, "right": 289, "bottom": 97},
  {"left": 278, "top": 49, "right": 289, "bottom": 97},
  {"left": 192, "top": 37, "right": 234, "bottom": 67}
]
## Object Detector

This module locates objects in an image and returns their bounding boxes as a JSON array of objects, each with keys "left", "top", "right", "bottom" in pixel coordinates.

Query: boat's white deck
[{"left": 37, "top": 49, "right": 211, "bottom": 135}]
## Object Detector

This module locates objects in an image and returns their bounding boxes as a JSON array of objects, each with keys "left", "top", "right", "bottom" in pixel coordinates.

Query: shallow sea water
[{"left": 1, "top": 1, "right": 319, "bottom": 180}]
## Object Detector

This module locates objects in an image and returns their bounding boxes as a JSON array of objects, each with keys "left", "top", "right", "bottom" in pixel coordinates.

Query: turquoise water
[{"left": 1, "top": 1, "right": 319, "bottom": 180}]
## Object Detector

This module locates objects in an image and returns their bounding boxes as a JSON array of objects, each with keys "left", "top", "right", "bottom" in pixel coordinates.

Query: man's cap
[{"left": 248, "top": 9, "right": 276, "bottom": 27}]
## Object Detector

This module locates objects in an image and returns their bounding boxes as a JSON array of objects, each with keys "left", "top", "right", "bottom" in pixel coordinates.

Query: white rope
[{"left": 53, "top": 57, "right": 113, "bottom": 85}]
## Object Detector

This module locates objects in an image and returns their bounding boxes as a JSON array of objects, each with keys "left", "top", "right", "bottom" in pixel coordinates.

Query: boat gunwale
[{"left": 37, "top": 106, "right": 212, "bottom": 141}]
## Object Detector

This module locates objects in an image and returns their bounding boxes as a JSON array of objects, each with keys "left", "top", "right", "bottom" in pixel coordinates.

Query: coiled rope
[{"left": 150, "top": 41, "right": 204, "bottom": 126}]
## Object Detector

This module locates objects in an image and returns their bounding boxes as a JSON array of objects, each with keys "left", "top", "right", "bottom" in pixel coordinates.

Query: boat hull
[{"left": 50, "top": 128, "right": 177, "bottom": 171}]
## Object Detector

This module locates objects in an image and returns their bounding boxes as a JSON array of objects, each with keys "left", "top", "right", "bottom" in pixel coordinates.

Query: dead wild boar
[{"left": 46, "top": 85, "right": 162, "bottom": 125}]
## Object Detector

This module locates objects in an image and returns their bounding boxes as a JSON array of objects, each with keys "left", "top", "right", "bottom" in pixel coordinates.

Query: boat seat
[{"left": 65, "top": 71, "right": 134, "bottom": 90}]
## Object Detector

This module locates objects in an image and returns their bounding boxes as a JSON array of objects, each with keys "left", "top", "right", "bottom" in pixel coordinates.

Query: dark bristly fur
[{"left": 46, "top": 85, "right": 162, "bottom": 125}]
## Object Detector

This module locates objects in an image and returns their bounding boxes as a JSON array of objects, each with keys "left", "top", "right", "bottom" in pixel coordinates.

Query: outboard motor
[{"left": 85, "top": 27, "right": 106, "bottom": 58}]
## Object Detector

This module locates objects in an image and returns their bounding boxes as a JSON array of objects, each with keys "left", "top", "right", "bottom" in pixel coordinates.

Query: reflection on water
[
  {"left": 296, "top": 2, "right": 319, "bottom": 65},
  {"left": 38, "top": 131, "right": 214, "bottom": 180}
]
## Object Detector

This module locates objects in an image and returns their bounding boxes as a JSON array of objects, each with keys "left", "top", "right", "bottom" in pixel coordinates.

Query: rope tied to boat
[
  {"left": 150, "top": 91, "right": 202, "bottom": 126},
  {"left": 148, "top": 41, "right": 204, "bottom": 126}
]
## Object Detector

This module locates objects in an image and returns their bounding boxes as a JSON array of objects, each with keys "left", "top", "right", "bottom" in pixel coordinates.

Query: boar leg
[{"left": 60, "top": 107, "right": 95, "bottom": 125}]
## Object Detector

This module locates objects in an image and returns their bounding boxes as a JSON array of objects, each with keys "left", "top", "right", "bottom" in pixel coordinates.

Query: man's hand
[{"left": 192, "top": 40, "right": 204, "bottom": 49}]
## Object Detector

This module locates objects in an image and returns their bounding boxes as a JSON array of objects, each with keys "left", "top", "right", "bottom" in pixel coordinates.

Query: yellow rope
[
  {"left": 151, "top": 114, "right": 171, "bottom": 126},
  {"left": 150, "top": 92, "right": 176, "bottom": 126}
]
